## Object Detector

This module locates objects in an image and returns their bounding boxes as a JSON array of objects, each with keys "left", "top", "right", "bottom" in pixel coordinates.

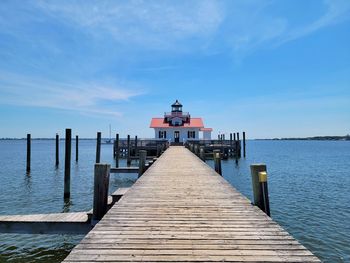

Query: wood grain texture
[{"left": 63, "top": 146, "right": 320, "bottom": 262}]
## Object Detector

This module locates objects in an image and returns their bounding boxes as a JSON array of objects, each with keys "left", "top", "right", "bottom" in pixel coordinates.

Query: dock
[
  {"left": 63, "top": 146, "right": 320, "bottom": 262},
  {"left": 0, "top": 212, "right": 90, "bottom": 235},
  {"left": 0, "top": 188, "right": 131, "bottom": 235}
]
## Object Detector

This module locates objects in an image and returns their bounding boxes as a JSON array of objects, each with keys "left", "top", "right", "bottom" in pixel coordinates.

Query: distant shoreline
[
  {"left": 0, "top": 138, "right": 103, "bottom": 140},
  {"left": 256, "top": 135, "right": 350, "bottom": 141},
  {"left": 1, "top": 135, "right": 349, "bottom": 141}
]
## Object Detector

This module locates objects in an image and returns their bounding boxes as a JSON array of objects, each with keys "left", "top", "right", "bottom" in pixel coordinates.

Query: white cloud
[
  {"left": 227, "top": 0, "right": 350, "bottom": 55},
  {"left": 280, "top": 0, "right": 350, "bottom": 44},
  {"left": 35, "top": 0, "right": 224, "bottom": 50},
  {"left": 0, "top": 71, "right": 144, "bottom": 117},
  {"left": 1, "top": 0, "right": 349, "bottom": 68},
  {"left": 32, "top": 0, "right": 350, "bottom": 56}
]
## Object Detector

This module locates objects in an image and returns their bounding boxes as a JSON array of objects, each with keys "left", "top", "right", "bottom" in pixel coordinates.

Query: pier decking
[{"left": 63, "top": 146, "right": 320, "bottom": 262}]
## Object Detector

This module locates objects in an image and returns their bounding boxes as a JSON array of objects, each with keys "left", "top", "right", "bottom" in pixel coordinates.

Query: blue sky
[{"left": 0, "top": 0, "right": 349, "bottom": 138}]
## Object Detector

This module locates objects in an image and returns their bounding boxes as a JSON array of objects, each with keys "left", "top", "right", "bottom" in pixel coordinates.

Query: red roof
[
  {"left": 150, "top": 118, "right": 204, "bottom": 128},
  {"left": 200, "top": 128, "right": 213, "bottom": 132}
]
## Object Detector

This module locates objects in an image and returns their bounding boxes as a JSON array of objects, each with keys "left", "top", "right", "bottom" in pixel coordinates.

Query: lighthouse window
[
  {"left": 188, "top": 131, "right": 196, "bottom": 138},
  {"left": 159, "top": 131, "right": 166, "bottom": 138}
]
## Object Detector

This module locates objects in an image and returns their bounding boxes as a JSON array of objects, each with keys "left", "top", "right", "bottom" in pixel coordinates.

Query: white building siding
[
  {"left": 202, "top": 131, "right": 212, "bottom": 140},
  {"left": 154, "top": 128, "right": 200, "bottom": 143}
]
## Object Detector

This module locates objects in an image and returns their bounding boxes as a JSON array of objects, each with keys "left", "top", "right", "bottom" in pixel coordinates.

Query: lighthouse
[{"left": 150, "top": 100, "right": 212, "bottom": 144}]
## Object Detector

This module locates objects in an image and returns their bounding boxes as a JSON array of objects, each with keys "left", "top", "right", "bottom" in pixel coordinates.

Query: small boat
[{"left": 104, "top": 124, "right": 113, "bottom": 144}]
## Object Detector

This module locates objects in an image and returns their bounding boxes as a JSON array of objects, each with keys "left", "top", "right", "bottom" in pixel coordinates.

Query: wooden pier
[
  {"left": 0, "top": 188, "right": 131, "bottom": 235},
  {"left": 63, "top": 146, "right": 320, "bottom": 262}
]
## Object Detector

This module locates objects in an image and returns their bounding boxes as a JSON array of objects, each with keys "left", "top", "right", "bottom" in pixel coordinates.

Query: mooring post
[
  {"left": 236, "top": 132, "right": 241, "bottom": 158},
  {"left": 115, "top": 134, "right": 120, "bottom": 168},
  {"left": 258, "top": 171, "right": 270, "bottom": 216},
  {"left": 134, "top": 136, "right": 138, "bottom": 156},
  {"left": 96, "top": 132, "right": 101, "bottom": 163},
  {"left": 213, "top": 149, "right": 222, "bottom": 175},
  {"left": 250, "top": 164, "right": 268, "bottom": 212},
  {"left": 194, "top": 144, "right": 199, "bottom": 156},
  {"left": 161, "top": 143, "right": 166, "bottom": 154},
  {"left": 237, "top": 140, "right": 241, "bottom": 158},
  {"left": 75, "top": 135, "right": 79, "bottom": 162},
  {"left": 233, "top": 133, "right": 236, "bottom": 141},
  {"left": 55, "top": 133, "right": 59, "bottom": 166},
  {"left": 230, "top": 133, "right": 233, "bottom": 146},
  {"left": 156, "top": 143, "right": 161, "bottom": 157},
  {"left": 223, "top": 147, "right": 229, "bottom": 159},
  {"left": 64, "top": 129, "right": 71, "bottom": 199},
  {"left": 138, "top": 150, "right": 147, "bottom": 177},
  {"left": 243, "top": 131, "right": 246, "bottom": 157},
  {"left": 26, "top": 134, "right": 31, "bottom": 172},
  {"left": 127, "top": 135, "right": 131, "bottom": 165},
  {"left": 92, "top": 164, "right": 110, "bottom": 222},
  {"left": 199, "top": 146, "right": 205, "bottom": 161},
  {"left": 113, "top": 139, "right": 116, "bottom": 159}
]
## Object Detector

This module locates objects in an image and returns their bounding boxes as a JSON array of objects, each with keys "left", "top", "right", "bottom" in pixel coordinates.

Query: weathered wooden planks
[
  {"left": 0, "top": 212, "right": 90, "bottom": 234},
  {"left": 63, "top": 146, "right": 320, "bottom": 262}
]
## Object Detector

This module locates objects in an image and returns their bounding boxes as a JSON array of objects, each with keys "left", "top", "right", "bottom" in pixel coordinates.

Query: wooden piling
[
  {"left": 234, "top": 133, "right": 236, "bottom": 141},
  {"left": 223, "top": 147, "right": 229, "bottom": 159},
  {"left": 250, "top": 164, "right": 267, "bottom": 211},
  {"left": 127, "top": 135, "right": 131, "bottom": 165},
  {"left": 230, "top": 133, "right": 233, "bottom": 146},
  {"left": 92, "top": 164, "right": 110, "bottom": 222},
  {"left": 199, "top": 146, "right": 205, "bottom": 161},
  {"left": 55, "top": 133, "right": 59, "bottom": 166},
  {"left": 96, "top": 132, "right": 101, "bottom": 163},
  {"left": 161, "top": 143, "right": 166, "bottom": 154},
  {"left": 156, "top": 143, "right": 161, "bottom": 157},
  {"left": 258, "top": 171, "right": 270, "bottom": 216},
  {"left": 138, "top": 150, "right": 147, "bottom": 177},
  {"left": 243, "top": 131, "right": 246, "bottom": 157},
  {"left": 134, "top": 136, "right": 138, "bottom": 156},
  {"left": 213, "top": 149, "right": 222, "bottom": 176},
  {"left": 234, "top": 140, "right": 238, "bottom": 159},
  {"left": 75, "top": 135, "right": 78, "bottom": 162},
  {"left": 26, "top": 134, "right": 31, "bottom": 172},
  {"left": 113, "top": 140, "right": 116, "bottom": 159},
  {"left": 237, "top": 132, "right": 241, "bottom": 157},
  {"left": 64, "top": 129, "right": 71, "bottom": 199},
  {"left": 115, "top": 134, "right": 119, "bottom": 168},
  {"left": 194, "top": 144, "right": 199, "bottom": 156}
]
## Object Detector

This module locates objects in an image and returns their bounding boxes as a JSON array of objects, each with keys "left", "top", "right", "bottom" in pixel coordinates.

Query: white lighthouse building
[{"left": 150, "top": 100, "right": 212, "bottom": 144}]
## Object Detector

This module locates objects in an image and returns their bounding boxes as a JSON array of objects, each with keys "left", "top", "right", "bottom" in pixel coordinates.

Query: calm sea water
[{"left": 0, "top": 140, "right": 349, "bottom": 262}]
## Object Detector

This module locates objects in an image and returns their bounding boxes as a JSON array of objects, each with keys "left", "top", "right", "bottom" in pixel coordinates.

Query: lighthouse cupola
[{"left": 171, "top": 100, "right": 183, "bottom": 113}]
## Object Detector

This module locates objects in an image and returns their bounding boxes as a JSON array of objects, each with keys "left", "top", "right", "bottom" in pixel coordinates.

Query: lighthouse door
[{"left": 174, "top": 131, "right": 180, "bottom": 143}]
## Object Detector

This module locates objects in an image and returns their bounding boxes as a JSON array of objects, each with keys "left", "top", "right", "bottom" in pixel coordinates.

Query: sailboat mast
[{"left": 109, "top": 124, "right": 111, "bottom": 140}]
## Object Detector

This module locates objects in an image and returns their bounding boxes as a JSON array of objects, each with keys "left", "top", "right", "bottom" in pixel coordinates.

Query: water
[
  {"left": 0, "top": 140, "right": 349, "bottom": 262},
  {"left": 208, "top": 140, "right": 350, "bottom": 263},
  {"left": 0, "top": 139, "right": 137, "bottom": 262}
]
